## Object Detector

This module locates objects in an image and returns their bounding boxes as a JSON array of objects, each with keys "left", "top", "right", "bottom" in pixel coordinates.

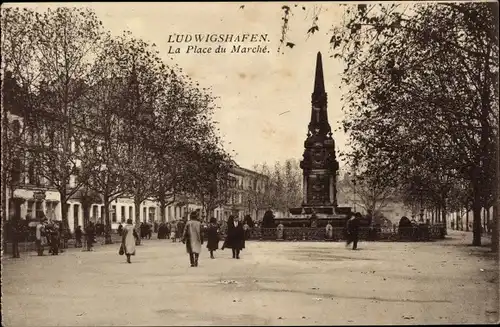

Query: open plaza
[{"left": 2, "top": 231, "right": 498, "bottom": 326}]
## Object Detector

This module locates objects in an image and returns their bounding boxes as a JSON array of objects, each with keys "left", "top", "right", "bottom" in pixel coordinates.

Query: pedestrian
[
  {"left": 11, "top": 218, "right": 21, "bottom": 258},
  {"left": 59, "top": 223, "right": 68, "bottom": 253},
  {"left": 177, "top": 220, "right": 185, "bottom": 240},
  {"left": 35, "top": 219, "right": 48, "bottom": 256},
  {"left": 75, "top": 225, "right": 83, "bottom": 248},
  {"left": 46, "top": 222, "right": 60, "bottom": 255},
  {"left": 325, "top": 221, "right": 333, "bottom": 240},
  {"left": 182, "top": 211, "right": 203, "bottom": 267},
  {"left": 117, "top": 223, "right": 123, "bottom": 236},
  {"left": 157, "top": 222, "right": 164, "bottom": 239},
  {"left": 243, "top": 221, "right": 250, "bottom": 240},
  {"left": 147, "top": 223, "right": 152, "bottom": 239},
  {"left": 346, "top": 212, "right": 361, "bottom": 250},
  {"left": 121, "top": 219, "right": 139, "bottom": 264},
  {"left": 170, "top": 221, "right": 177, "bottom": 242},
  {"left": 206, "top": 217, "right": 220, "bottom": 259},
  {"left": 222, "top": 215, "right": 245, "bottom": 259},
  {"left": 85, "top": 222, "right": 95, "bottom": 251}
]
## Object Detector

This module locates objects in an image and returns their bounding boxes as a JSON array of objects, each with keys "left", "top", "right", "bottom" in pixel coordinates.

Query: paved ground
[{"left": 2, "top": 231, "right": 499, "bottom": 326}]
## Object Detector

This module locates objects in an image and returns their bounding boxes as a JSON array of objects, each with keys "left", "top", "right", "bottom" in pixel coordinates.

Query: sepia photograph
[{"left": 1, "top": 1, "right": 499, "bottom": 326}]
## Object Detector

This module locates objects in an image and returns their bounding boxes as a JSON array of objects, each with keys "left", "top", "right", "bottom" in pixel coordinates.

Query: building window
[
  {"left": 35, "top": 201, "right": 43, "bottom": 219},
  {"left": 12, "top": 120, "right": 21, "bottom": 137},
  {"left": 26, "top": 201, "right": 34, "bottom": 219},
  {"left": 121, "top": 206, "right": 125, "bottom": 222},
  {"left": 143, "top": 207, "right": 147, "bottom": 222},
  {"left": 28, "top": 161, "right": 39, "bottom": 185},
  {"left": 112, "top": 205, "right": 117, "bottom": 222},
  {"left": 92, "top": 205, "right": 98, "bottom": 221},
  {"left": 149, "top": 207, "right": 156, "bottom": 222},
  {"left": 73, "top": 204, "right": 80, "bottom": 226},
  {"left": 12, "top": 158, "right": 22, "bottom": 184},
  {"left": 73, "top": 167, "right": 81, "bottom": 187},
  {"left": 129, "top": 206, "right": 133, "bottom": 221},
  {"left": 47, "top": 202, "right": 57, "bottom": 220}
]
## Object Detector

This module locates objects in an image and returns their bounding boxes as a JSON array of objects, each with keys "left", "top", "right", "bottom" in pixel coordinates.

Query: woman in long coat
[
  {"left": 182, "top": 212, "right": 204, "bottom": 267},
  {"left": 222, "top": 215, "right": 245, "bottom": 259},
  {"left": 206, "top": 217, "right": 220, "bottom": 259},
  {"left": 122, "top": 219, "right": 139, "bottom": 263}
]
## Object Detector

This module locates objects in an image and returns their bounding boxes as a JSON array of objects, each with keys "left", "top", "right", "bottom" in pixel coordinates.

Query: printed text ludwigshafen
[{"left": 167, "top": 33, "right": 269, "bottom": 43}]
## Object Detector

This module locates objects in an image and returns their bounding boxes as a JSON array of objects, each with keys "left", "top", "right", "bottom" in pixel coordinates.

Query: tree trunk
[
  {"left": 82, "top": 201, "right": 91, "bottom": 229},
  {"left": 493, "top": 132, "right": 499, "bottom": 252},
  {"left": 442, "top": 203, "right": 447, "bottom": 235},
  {"left": 11, "top": 196, "right": 22, "bottom": 258},
  {"left": 493, "top": 202, "right": 498, "bottom": 253},
  {"left": 59, "top": 190, "right": 70, "bottom": 231},
  {"left": 2, "top": 92, "right": 10, "bottom": 256},
  {"left": 482, "top": 208, "right": 486, "bottom": 232},
  {"left": 103, "top": 197, "right": 112, "bottom": 244},
  {"left": 472, "top": 183, "right": 482, "bottom": 246},
  {"left": 466, "top": 208, "right": 470, "bottom": 231},
  {"left": 486, "top": 207, "right": 491, "bottom": 233},
  {"left": 134, "top": 199, "right": 141, "bottom": 224},
  {"left": 159, "top": 200, "right": 166, "bottom": 223},
  {"left": 459, "top": 208, "right": 464, "bottom": 231}
]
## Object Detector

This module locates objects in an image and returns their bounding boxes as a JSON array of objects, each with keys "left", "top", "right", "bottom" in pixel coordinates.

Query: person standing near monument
[
  {"left": 222, "top": 215, "right": 245, "bottom": 259},
  {"left": 206, "top": 217, "right": 220, "bottom": 259},
  {"left": 346, "top": 213, "right": 361, "bottom": 250},
  {"left": 325, "top": 221, "right": 333, "bottom": 241},
  {"left": 182, "top": 211, "right": 204, "bottom": 267}
]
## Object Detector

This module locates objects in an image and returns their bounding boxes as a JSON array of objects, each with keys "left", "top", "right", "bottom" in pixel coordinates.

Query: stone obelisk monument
[
  {"left": 299, "top": 52, "right": 339, "bottom": 210},
  {"left": 287, "top": 52, "right": 351, "bottom": 226}
]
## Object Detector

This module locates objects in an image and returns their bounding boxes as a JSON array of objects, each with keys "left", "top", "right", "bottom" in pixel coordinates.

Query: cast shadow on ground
[{"left": 258, "top": 286, "right": 452, "bottom": 304}]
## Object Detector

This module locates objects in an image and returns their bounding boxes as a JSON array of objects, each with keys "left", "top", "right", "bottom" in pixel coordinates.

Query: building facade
[
  {"left": 4, "top": 109, "right": 267, "bottom": 231},
  {"left": 223, "top": 165, "right": 269, "bottom": 222},
  {"left": 3, "top": 75, "right": 269, "bottom": 232}
]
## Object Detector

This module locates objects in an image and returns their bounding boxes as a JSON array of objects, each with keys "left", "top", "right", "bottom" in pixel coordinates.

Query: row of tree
[
  {"left": 325, "top": 3, "right": 498, "bottom": 249},
  {"left": 276, "top": 2, "right": 497, "bottom": 249},
  {"left": 1, "top": 7, "right": 232, "bottom": 244},
  {"left": 249, "top": 159, "right": 302, "bottom": 216}
]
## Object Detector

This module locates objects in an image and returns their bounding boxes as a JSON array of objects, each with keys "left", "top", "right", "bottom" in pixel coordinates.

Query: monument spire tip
[{"left": 314, "top": 51, "right": 325, "bottom": 94}]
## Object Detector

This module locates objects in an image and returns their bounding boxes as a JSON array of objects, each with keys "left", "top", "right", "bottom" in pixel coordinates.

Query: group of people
[
  {"left": 181, "top": 212, "right": 246, "bottom": 266},
  {"left": 118, "top": 212, "right": 247, "bottom": 266},
  {"left": 35, "top": 219, "right": 98, "bottom": 256},
  {"left": 35, "top": 218, "right": 64, "bottom": 256},
  {"left": 156, "top": 220, "right": 186, "bottom": 242},
  {"left": 73, "top": 223, "right": 97, "bottom": 251}
]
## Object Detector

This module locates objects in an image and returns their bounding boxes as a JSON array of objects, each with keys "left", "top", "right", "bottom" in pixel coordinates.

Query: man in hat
[
  {"left": 346, "top": 213, "right": 361, "bottom": 250},
  {"left": 182, "top": 211, "right": 203, "bottom": 267}
]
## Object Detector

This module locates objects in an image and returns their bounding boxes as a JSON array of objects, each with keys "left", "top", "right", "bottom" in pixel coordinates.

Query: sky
[{"left": 8, "top": 2, "right": 352, "bottom": 171}]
